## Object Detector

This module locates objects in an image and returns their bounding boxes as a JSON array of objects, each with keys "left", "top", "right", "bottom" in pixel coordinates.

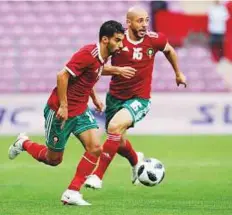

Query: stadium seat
[{"left": 0, "top": 1, "right": 228, "bottom": 93}]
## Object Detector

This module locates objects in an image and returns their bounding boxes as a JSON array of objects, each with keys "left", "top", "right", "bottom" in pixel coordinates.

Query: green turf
[{"left": 1, "top": 135, "right": 232, "bottom": 215}]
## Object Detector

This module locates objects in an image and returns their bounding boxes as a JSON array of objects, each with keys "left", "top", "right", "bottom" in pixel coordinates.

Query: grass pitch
[{"left": 1, "top": 135, "right": 231, "bottom": 215}]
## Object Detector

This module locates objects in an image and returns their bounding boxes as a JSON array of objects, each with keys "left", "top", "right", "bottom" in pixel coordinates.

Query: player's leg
[
  {"left": 8, "top": 105, "right": 71, "bottom": 166},
  {"left": 104, "top": 93, "right": 138, "bottom": 166},
  {"left": 85, "top": 96, "right": 150, "bottom": 188},
  {"left": 96, "top": 95, "right": 151, "bottom": 178},
  {"left": 118, "top": 132, "right": 138, "bottom": 167},
  {"left": 62, "top": 129, "right": 101, "bottom": 206},
  {"left": 8, "top": 133, "right": 64, "bottom": 166},
  {"left": 85, "top": 93, "right": 135, "bottom": 188},
  {"left": 61, "top": 108, "right": 100, "bottom": 206},
  {"left": 23, "top": 138, "right": 64, "bottom": 166},
  {"left": 118, "top": 134, "right": 144, "bottom": 184},
  {"left": 67, "top": 128, "right": 101, "bottom": 191},
  {"left": 116, "top": 98, "right": 151, "bottom": 182},
  {"left": 84, "top": 107, "right": 132, "bottom": 189},
  {"left": 103, "top": 94, "right": 142, "bottom": 167}
]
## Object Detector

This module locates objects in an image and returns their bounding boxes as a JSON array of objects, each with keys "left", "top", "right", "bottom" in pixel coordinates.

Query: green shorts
[
  {"left": 44, "top": 105, "right": 98, "bottom": 152},
  {"left": 105, "top": 93, "right": 151, "bottom": 129}
]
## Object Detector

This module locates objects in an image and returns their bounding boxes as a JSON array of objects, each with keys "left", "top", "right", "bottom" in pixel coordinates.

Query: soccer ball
[{"left": 137, "top": 158, "right": 165, "bottom": 187}]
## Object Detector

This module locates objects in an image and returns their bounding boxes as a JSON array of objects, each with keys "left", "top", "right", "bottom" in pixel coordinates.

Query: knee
[
  {"left": 107, "top": 122, "right": 122, "bottom": 134},
  {"left": 47, "top": 157, "right": 63, "bottom": 166},
  {"left": 119, "top": 138, "right": 126, "bottom": 147},
  {"left": 86, "top": 144, "right": 102, "bottom": 157}
]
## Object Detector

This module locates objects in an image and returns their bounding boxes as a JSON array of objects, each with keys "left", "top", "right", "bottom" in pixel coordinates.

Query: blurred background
[{"left": 0, "top": 0, "right": 231, "bottom": 135}]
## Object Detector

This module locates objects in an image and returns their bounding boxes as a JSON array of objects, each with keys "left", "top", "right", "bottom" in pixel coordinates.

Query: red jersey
[
  {"left": 110, "top": 31, "right": 167, "bottom": 99},
  {"left": 47, "top": 44, "right": 104, "bottom": 117}
]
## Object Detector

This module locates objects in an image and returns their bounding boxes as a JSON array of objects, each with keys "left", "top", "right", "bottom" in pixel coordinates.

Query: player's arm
[
  {"left": 90, "top": 87, "right": 104, "bottom": 112},
  {"left": 56, "top": 68, "right": 70, "bottom": 127},
  {"left": 102, "top": 65, "right": 136, "bottom": 79},
  {"left": 163, "top": 43, "right": 187, "bottom": 87}
]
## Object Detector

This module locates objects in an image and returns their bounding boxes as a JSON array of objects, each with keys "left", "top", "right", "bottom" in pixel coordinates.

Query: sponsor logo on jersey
[
  {"left": 122, "top": 46, "right": 129, "bottom": 52},
  {"left": 147, "top": 48, "right": 154, "bottom": 58}
]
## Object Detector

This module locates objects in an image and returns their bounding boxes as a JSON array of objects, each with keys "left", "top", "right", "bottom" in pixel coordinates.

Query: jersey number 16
[{"left": 133, "top": 48, "right": 143, "bottom": 60}]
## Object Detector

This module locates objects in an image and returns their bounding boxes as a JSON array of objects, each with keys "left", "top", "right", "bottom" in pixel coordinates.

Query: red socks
[
  {"left": 68, "top": 152, "right": 98, "bottom": 191},
  {"left": 23, "top": 140, "right": 48, "bottom": 163},
  {"left": 23, "top": 140, "right": 63, "bottom": 165},
  {"left": 93, "top": 133, "right": 121, "bottom": 179},
  {"left": 117, "top": 139, "right": 138, "bottom": 167},
  {"left": 22, "top": 136, "right": 137, "bottom": 191}
]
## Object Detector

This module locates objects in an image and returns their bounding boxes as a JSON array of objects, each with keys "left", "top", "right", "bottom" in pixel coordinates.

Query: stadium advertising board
[{"left": 0, "top": 94, "right": 231, "bottom": 135}]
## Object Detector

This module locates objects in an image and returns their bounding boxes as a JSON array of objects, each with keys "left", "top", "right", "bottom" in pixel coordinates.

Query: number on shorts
[{"left": 130, "top": 100, "right": 142, "bottom": 112}]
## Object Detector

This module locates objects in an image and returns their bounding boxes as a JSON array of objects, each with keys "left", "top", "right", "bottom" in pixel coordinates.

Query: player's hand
[
  {"left": 92, "top": 96, "right": 104, "bottom": 113},
  {"left": 176, "top": 72, "right": 187, "bottom": 88},
  {"left": 56, "top": 105, "right": 68, "bottom": 129},
  {"left": 118, "top": 66, "right": 137, "bottom": 79}
]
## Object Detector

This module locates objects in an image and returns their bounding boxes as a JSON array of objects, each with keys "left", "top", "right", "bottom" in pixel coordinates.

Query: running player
[
  {"left": 8, "top": 20, "right": 136, "bottom": 206},
  {"left": 84, "top": 7, "right": 187, "bottom": 189}
]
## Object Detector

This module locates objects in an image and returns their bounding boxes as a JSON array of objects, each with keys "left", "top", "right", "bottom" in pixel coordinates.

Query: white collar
[
  {"left": 125, "top": 30, "right": 144, "bottom": 45},
  {"left": 97, "top": 43, "right": 104, "bottom": 64}
]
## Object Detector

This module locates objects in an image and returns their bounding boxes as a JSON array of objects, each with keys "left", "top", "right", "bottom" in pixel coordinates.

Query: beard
[
  {"left": 108, "top": 45, "right": 118, "bottom": 55},
  {"left": 131, "top": 27, "right": 146, "bottom": 39},
  {"left": 131, "top": 28, "right": 141, "bottom": 39}
]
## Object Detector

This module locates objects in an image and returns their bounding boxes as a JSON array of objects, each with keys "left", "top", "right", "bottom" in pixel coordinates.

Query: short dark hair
[{"left": 99, "top": 20, "right": 125, "bottom": 41}]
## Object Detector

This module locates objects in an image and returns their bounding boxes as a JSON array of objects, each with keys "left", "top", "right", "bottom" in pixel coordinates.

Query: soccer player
[
  {"left": 84, "top": 7, "right": 187, "bottom": 189},
  {"left": 8, "top": 20, "right": 136, "bottom": 206}
]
